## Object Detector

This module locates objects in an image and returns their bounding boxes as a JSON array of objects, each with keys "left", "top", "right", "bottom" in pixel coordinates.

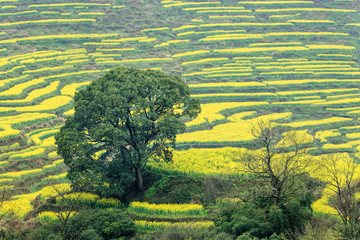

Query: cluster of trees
[{"left": 2, "top": 67, "right": 360, "bottom": 239}]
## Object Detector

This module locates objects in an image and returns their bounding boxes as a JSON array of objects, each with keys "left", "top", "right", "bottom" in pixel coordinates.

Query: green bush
[
  {"left": 216, "top": 203, "right": 270, "bottom": 238},
  {"left": 79, "top": 229, "right": 102, "bottom": 240},
  {"left": 65, "top": 208, "right": 136, "bottom": 240},
  {"left": 144, "top": 174, "right": 240, "bottom": 206},
  {"left": 214, "top": 179, "right": 314, "bottom": 240},
  {"left": 135, "top": 225, "right": 234, "bottom": 240},
  {"left": 30, "top": 223, "right": 61, "bottom": 240},
  {"left": 144, "top": 175, "right": 203, "bottom": 204}
]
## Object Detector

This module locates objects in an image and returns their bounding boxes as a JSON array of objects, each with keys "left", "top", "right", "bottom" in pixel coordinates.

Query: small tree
[
  {"left": 55, "top": 67, "right": 200, "bottom": 198},
  {"left": 51, "top": 186, "right": 84, "bottom": 240},
  {"left": 319, "top": 153, "right": 360, "bottom": 239},
  {"left": 221, "top": 120, "right": 315, "bottom": 238},
  {"left": 238, "top": 120, "right": 314, "bottom": 205}
]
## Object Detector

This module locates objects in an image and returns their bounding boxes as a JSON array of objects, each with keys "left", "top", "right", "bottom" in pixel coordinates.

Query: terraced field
[{"left": 0, "top": 0, "right": 359, "bottom": 226}]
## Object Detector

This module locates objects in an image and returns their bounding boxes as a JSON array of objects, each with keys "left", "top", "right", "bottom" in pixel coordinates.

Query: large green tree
[{"left": 55, "top": 67, "right": 200, "bottom": 198}]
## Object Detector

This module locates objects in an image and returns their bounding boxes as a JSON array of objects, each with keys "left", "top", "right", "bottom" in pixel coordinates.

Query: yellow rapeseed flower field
[
  {"left": 183, "top": 7, "right": 245, "bottom": 11},
  {"left": 177, "top": 112, "right": 291, "bottom": 143},
  {"left": 28, "top": 3, "right": 111, "bottom": 8},
  {"left": 60, "top": 81, "right": 91, "bottom": 96},
  {"left": 181, "top": 57, "right": 228, "bottom": 65},
  {"left": 0, "top": 113, "right": 56, "bottom": 140},
  {"left": 282, "top": 117, "right": 352, "bottom": 128},
  {"left": 255, "top": 8, "right": 356, "bottom": 12},
  {"left": 130, "top": 201, "right": 204, "bottom": 215},
  {"left": 0, "top": 19, "right": 96, "bottom": 27},
  {"left": 0, "top": 34, "right": 118, "bottom": 44},
  {"left": 135, "top": 220, "right": 214, "bottom": 230},
  {"left": 185, "top": 102, "right": 265, "bottom": 127},
  {"left": 172, "top": 50, "right": 210, "bottom": 58},
  {"left": 1, "top": 0, "right": 360, "bottom": 223},
  {"left": 163, "top": 2, "right": 220, "bottom": 7},
  {"left": 214, "top": 46, "right": 310, "bottom": 53},
  {"left": 0, "top": 96, "right": 73, "bottom": 113},
  {"left": 149, "top": 147, "right": 246, "bottom": 176},
  {"left": 315, "top": 130, "right": 340, "bottom": 142},
  {"left": 238, "top": 1, "right": 313, "bottom": 4}
]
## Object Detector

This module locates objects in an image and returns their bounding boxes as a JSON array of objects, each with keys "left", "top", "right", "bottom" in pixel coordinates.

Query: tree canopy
[{"left": 55, "top": 67, "right": 200, "bottom": 199}]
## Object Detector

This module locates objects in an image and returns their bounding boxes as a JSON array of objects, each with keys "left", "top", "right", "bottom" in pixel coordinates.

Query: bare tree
[
  {"left": 51, "top": 186, "right": 84, "bottom": 240},
  {"left": 238, "top": 120, "right": 314, "bottom": 205},
  {"left": 318, "top": 153, "right": 360, "bottom": 239}
]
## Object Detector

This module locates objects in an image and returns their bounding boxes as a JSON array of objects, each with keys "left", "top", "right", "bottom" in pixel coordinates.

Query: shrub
[
  {"left": 135, "top": 225, "right": 233, "bottom": 240},
  {"left": 65, "top": 208, "right": 136, "bottom": 240},
  {"left": 30, "top": 223, "right": 61, "bottom": 240},
  {"left": 144, "top": 175, "right": 203, "bottom": 204},
  {"left": 79, "top": 229, "right": 102, "bottom": 240},
  {"left": 214, "top": 175, "right": 315, "bottom": 239}
]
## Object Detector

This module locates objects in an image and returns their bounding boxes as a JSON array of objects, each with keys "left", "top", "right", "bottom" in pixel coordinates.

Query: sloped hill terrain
[{"left": 0, "top": 0, "right": 360, "bottom": 228}]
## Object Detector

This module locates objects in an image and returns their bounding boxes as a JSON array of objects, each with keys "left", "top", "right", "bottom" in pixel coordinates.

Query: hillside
[{"left": 0, "top": 0, "right": 360, "bottom": 237}]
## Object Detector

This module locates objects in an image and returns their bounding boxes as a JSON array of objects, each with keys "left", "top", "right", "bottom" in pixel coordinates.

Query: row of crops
[{"left": 0, "top": 0, "right": 359, "bottom": 225}]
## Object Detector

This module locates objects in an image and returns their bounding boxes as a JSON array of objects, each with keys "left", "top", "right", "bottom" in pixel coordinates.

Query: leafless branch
[
  {"left": 237, "top": 120, "right": 315, "bottom": 205},
  {"left": 318, "top": 153, "right": 360, "bottom": 239},
  {"left": 51, "top": 186, "right": 84, "bottom": 239}
]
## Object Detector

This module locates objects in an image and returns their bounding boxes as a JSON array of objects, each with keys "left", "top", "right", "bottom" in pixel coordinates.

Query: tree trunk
[
  {"left": 271, "top": 176, "right": 282, "bottom": 206},
  {"left": 136, "top": 167, "right": 144, "bottom": 191}
]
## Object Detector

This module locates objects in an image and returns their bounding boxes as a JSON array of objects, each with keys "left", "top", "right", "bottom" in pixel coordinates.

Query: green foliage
[
  {"left": 144, "top": 175, "right": 203, "bottom": 204},
  {"left": 79, "top": 229, "right": 102, "bottom": 240},
  {"left": 135, "top": 225, "right": 233, "bottom": 240},
  {"left": 298, "top": 213, "right": 341, "bottom": 240},
  {"left": 268, "top": 205, "right": 286, "bottom": 234},
  {"left": 65, "top": 208, "right": 136, "bottom": 240},
  {"left": 143, "top": 174, "right": 241, "bottom": 206},
  {"left": 30, "top": 223, "right": 61, "bottom": 240},
  {"left": 235, "top": 232, "right": 288, "bottom": 240},
  {"left": 216, "top": 202, "right": 270, "bottom": 239},
  {"left": 214, "top": 175, "right": 314, "bottom": 239},
  {"left": 55, "top": 67, "right": 200, "bottom": 199}
]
